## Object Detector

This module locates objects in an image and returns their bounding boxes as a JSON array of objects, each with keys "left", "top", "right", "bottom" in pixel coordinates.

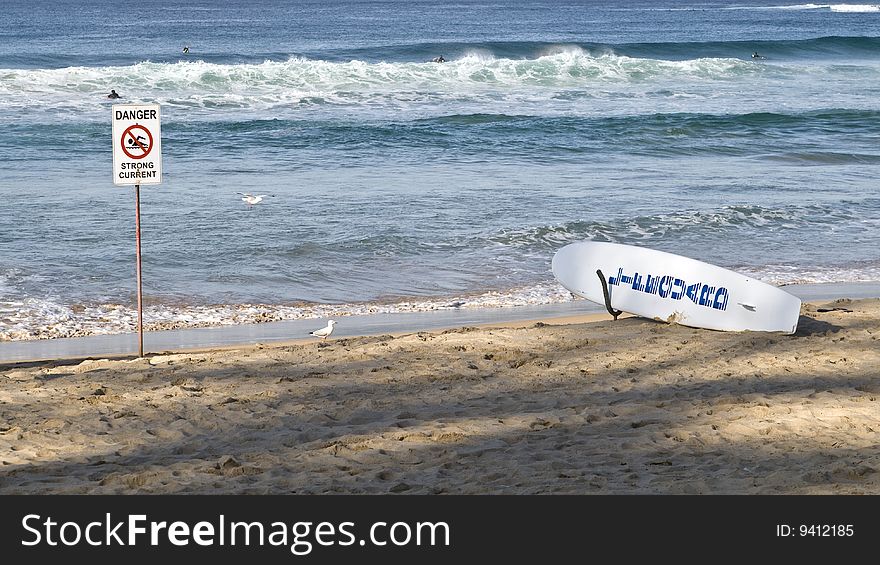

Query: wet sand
[{"left": 1, "top": 298, "right": 879, "bottom": 494}]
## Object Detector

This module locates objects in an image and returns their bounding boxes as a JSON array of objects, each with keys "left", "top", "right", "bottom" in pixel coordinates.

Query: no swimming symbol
[{"left": 121, "top": 124, "right": 153, "bottom": 159}]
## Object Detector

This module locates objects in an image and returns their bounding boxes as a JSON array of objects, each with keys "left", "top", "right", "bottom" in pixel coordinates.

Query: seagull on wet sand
[
  {"left": 309, "top": 320, "right": 336, "bottom": 340},
  {"left": 237, "top": 193, "right": 272, "bottom": 207}
]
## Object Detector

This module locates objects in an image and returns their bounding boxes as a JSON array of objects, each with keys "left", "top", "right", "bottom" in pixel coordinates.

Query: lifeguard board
[{"left": 552, "top": 241, "right": 801, "bottom": 334}]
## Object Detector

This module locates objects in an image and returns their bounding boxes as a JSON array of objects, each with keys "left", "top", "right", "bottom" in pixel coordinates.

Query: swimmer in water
[
  {"left": 107, "top": 89, "right": 121, "bottom": 99},
  {"left": 183, "top": 45, "right": 190, "bottom": 54}
]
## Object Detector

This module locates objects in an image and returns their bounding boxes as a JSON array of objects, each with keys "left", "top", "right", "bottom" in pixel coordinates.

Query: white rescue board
[{"left": 552, "top": 241, "right": 801, "bottom": 334}]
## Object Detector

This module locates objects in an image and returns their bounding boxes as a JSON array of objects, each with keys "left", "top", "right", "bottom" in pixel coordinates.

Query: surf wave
[
  {"left": 4, "top": 62, "right": 876, "bottom": 130},
  {"left": 738, "top": 261, "right": 880, "bottom": 284},
  {"left": 829, "top": 4, "right": 880, "bottom": 11},
  {"left": 4, "top": 256, "right": 879, "bottom": 341},
  {"left": 5, "top": 35, "right": 880, "bottom": 70},
  {"left": 485, "top": 205, "right": 861, "bottom": 253},
  {"left": 0, "top": 52, "right": 764, "bottom": 123},
  {"left": 0, "top": 50, "right": 756, "bottom": 96},
  {"left": 3, "top": 36, "right": 878, "bottom": 123},
  {"left": 733, "top": 4, "right": 880, "bottom": 12},
  {"left": 0, "top": 283, "right": 576, "bottom": 341}
]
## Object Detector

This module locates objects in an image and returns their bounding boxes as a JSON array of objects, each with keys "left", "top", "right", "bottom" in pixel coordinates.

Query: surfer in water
[
  {"left": 107, "top": 89, "right": 121, "bottom": 99},
  {"left": 183, "top": 45, "right": 190, "bottom": 54},
  {"left": 432, "top": 55, "right": 446, "bottom": 63},
  {"left": 751, "top": 51, "right": 765, "bottom": 59}
]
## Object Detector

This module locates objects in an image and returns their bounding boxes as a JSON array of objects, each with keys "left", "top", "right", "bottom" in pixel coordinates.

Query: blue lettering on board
[
  {"left": 607, "top": 267, "right": 730, "bottom": 311},
  {"left": 713, "top": 288, "right": 729, "bottom": 310},
  {"left": 670, "top": 278, "right": 685, "bottom": 300},
  {"left": 644, "top": 274, "right": 659, "bottom": 294},
  {"left": 631, "top": 273, "right": 643, "bottom": 292},
  {"left": 698, "top": 285, "right": 713, "bottom": 306},
  {"left": 685, "top": 283, "right": 700, "bottom": 303},
  {"left": 658, "top": 275, "right": 673, "bottom": 298},
  {"left": 608, "top": 268, "right": 624, "bottom": 287}
]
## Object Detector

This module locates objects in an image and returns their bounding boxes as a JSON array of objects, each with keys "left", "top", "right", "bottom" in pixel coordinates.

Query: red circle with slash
[{"left": 121, "top": 124, "right": 154, "bottom": 160}]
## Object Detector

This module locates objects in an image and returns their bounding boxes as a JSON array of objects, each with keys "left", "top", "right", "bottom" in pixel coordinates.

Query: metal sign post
[
  {"left": 134, "top": 183, "right": 144, "bottom": 357},
  {"left": 112, "top": 104, "right": 162, "bottom": 357}
]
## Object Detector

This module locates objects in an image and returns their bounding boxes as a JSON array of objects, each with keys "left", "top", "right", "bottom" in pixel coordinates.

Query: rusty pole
[{"left": 135, "top": 183, "right": 144, "bottom": 357}]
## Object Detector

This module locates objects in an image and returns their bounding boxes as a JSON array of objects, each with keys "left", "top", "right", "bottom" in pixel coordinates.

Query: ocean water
[{"left": 1, "top": 0, "right": 879, "bottom": 341}]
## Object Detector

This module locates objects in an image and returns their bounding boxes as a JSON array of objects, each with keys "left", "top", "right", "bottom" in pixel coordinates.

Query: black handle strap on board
[{"left": 596, "top": 269, "right": 622, "bottom": 320}]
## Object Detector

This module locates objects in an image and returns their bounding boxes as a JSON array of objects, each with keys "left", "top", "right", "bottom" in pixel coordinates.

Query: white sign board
[{"left": 112, "top": 104, "right": 162, "bottom": 185}]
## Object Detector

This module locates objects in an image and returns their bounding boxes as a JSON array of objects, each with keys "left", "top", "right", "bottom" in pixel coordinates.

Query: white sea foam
[
  {"left": 0, "top": 283, "right": 576, "bottom": 341},
  {"left": 739, "top": 264, "right": 880, "bottom": 285},
  {"left": 3, "top": 262, "right": 880, "bottom": 341},
  {"left": 730, "top": 3, "right": 879, "bottom": 10},
  {"left": 774, "top": 4, "right": 831, "bottom": 9},
  {"left": 0, "top": 52, "right": 760, "bottom": 120},
  {"left": 486, "top": 205, "right": 824, "bottom": 250},
  {"left": 829, "top": 4, "right": 880, "bottom": 11}
]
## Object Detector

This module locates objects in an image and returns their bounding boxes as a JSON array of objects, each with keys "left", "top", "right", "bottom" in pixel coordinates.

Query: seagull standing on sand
[
  {"left": 309, "top": 320, "right": 336, "bottom": 340},
  {"left": 237, "top": 192, "right": 272, "bottom": 208}
]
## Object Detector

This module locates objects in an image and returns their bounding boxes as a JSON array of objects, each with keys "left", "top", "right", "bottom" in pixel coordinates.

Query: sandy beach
[{"left": 1, "top": 298, "right": 878, "bottom": 495}]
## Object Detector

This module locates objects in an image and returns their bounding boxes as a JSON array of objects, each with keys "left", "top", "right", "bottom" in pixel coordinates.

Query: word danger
[
  {"left": 608, "top": 267, "right": 730, "bottom": 311},
  {"left": 118, "top": 161, "right": 157, "bottom": 180},
  {"left": 115, "top": 109, "right": 157, "bottom": 121}
]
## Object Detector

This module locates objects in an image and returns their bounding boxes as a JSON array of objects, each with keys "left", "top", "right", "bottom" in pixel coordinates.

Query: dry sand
[{"left": 1, "top": 298, "right": 878, "bottom": 494}]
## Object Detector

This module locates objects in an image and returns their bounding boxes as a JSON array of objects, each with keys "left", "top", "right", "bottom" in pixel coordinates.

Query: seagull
[
  {"left": 309, "top": 320, "right": 336, "bottom": 340},
  {"left": 237, "top": 193, "right": 272, "bottom": 207}
]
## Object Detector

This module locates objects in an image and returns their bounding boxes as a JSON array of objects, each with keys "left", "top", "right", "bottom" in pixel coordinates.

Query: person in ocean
[
  {"left": 107, "top": 89, "right": 120, "bottom": 99},
  {"left": 751, "top": 52, "right": 764, "bottom": 59},
  {"left": 432, "top": 55, "right": 446, "bottom": 63},
  {"left": 183, "top": 45, "right": 190, "bottom": 54}
]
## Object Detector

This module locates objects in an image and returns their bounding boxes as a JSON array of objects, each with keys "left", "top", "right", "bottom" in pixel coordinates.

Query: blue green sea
[{"left": 1, "top": 0, "right": 879, "bottom": 340}]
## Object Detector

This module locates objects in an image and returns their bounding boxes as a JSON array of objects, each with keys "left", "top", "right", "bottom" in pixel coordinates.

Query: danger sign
[{"left": 112, "top": 104, "right": 162, "bottom": 185}]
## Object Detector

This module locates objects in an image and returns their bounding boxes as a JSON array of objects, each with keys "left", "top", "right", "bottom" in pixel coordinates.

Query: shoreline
[
  {"left": 1, "top": 296, "right": 878, "bottom": 494},
  {"left": 1, "top": 281, "right": 879, "bottom": 364}
]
